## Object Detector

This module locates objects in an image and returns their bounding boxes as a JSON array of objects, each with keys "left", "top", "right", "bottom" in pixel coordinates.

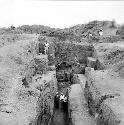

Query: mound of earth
[
  {"left": 93, "top": 42, "right": 124, "bottom": 70},
  {"left": 85, "top": 69, "right": 124, "bottom": 125},
  {"left": 0, "top": 37, "right": 57, "bottom": 125},
  {"left": 0, "top": 34, "right": 38, "bottom": 48}
]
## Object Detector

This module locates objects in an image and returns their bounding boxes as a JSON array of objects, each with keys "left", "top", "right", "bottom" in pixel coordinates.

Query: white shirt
[
  {"left": 45, "top": 43, "right": 49, "bottom": 47},
  {"left": 91, "top": 68, "right": 94, "bottom": 71},
  {"left": 89, "top": 33, "right": 92, "bottom": 37},
  {"left": 63, "top": 97, "right": 67, "bottom": 102},
  {"left": 60, "top": 95, "right": 65, "bottom": 100},
  {"left": 99, "top": 31, "right": 103, "bottom": 36}
]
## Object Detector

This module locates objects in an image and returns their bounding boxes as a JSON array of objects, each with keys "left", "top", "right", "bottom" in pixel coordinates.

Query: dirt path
[{"left": 69, "top": 84, "right": 96, "bottom": 125}]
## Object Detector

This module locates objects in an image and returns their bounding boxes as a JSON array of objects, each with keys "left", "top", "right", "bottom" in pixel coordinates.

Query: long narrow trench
[
  {"left": 51, "top": 86, "right": 69, "bottom": 125},
  {"left": 51, "top": 108, "right": 69, "bottom": 125},
  {"left": 50, "top": 62, "right": 71, "bottom": 125}
]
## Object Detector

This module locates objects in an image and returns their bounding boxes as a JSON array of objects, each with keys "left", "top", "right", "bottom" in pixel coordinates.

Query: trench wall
[
  {"left": 84, "top": 68, "right": 124, "bottom": 125},
  {"left": 68, "top": 74, "right": 95, "bottom": 125},
  {"left": 0, "top": 37, "right": 57, "bottom": 125}
]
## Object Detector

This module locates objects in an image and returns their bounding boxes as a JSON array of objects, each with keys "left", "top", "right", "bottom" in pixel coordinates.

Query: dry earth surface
[{"left": 0, "top": 20, "right": 124, "bottom": 125}]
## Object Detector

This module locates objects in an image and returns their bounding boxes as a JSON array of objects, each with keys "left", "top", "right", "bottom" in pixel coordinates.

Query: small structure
[{"left": 87, "top": 57, "right": 97, "bottom": 70}]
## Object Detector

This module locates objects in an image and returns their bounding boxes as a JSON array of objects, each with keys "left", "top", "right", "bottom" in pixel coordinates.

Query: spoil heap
[{"left": 93, "top": 42, "right": 124, "bottom": 70}]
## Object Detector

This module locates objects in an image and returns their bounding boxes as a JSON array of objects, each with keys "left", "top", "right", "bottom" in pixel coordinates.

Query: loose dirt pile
[{"left": 94, "top": 42, "right": 124, "bottom": 70}]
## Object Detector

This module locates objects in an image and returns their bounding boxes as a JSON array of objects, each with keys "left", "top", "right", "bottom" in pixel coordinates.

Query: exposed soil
[
  {"left": 0, "top": 20, "right": 124, "bottom": 125},
  {"left": 51, "top": 109, "right": 69, "bottom": 125}
]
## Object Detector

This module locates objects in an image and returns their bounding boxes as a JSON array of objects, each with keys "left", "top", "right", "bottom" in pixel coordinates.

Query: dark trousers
[
  {"left": 54, "top": 96, "right": 59, "bottom": 108},
  {"left": 63, "top": 101, "right": 68, "bottom": 112}
]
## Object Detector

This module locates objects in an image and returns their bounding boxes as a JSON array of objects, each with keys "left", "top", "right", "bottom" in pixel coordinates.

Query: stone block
[{"left": 87, "top": 57, "right": 97, "bottom": 69}]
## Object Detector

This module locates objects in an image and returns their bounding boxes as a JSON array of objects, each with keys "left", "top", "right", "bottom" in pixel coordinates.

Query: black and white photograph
[{"left": 0, "top": 0, "right": 124, "bottom": 125}]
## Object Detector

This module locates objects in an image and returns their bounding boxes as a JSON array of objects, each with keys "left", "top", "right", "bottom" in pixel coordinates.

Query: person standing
[
  {"left": 59, "top": 93, "right": 65, "bottom": 109},
  {"left": 99, "top": 30, "right": 103, "bottom": 36},
  {"left": 63, "top": 96, "right": 68, "bottom": 112},
  {"left": 44, "top": 41, "right": 49, "bottom": 55}
]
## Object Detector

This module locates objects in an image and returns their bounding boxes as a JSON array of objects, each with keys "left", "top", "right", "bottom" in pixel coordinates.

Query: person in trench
[
  {"left": 62, "top": 96, "right": 68, "bottom": 112},
  {"left": 59, "top": 93, "right": 68, "bottom": 112},
  {"left": 44, "top": 41, "right": 49, "bottom": 55},
  {"left": 59, "top": 93, "right": 65, "bottom": 109},
  {"left": 54, "top": 92, "right": 60, "bottom": 109}
]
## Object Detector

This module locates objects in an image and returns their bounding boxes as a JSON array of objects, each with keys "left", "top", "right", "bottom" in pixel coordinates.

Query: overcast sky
[{"left": 0, "top": 0, "right": 124, "bottom": 28}]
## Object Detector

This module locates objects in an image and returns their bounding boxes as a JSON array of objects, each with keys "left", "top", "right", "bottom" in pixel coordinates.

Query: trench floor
[{"left": 51, "top": 108, "right": 69, "bottom": 125}]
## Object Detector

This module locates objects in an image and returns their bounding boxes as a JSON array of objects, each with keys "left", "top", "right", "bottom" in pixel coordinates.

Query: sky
[{"left": 0, "top": 0, "right": 124, "bottom": 28}]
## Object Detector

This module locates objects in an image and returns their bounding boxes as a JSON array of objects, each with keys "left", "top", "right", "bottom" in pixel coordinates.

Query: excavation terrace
[{"left": 0, "top": 21, "right": 124, "bottom": 125}]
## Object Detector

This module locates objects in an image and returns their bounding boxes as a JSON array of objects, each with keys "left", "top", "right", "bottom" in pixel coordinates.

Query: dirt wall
[
  {"left": 0, "top": 38, "right": 57, "bottom": 125},
  {"left": 55, "top": 41, "right": 93, "bottom": 66},
  {"left": 68, "top": 76, "right": 95, "bottom": 125},
  {"left": 84, "top": 69, "right": 124, "bottom": 125}
]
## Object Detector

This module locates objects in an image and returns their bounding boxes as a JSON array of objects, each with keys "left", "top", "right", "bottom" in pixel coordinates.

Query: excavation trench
[
  {"left": 50, "top": 62, "right": 72, "bottom": 125},
  {"left": 51, "top": 103, "right": 69, "bottom": 125}
]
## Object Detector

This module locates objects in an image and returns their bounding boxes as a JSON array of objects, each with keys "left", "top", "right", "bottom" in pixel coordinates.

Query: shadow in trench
[
  {"left": 51, "top": 109, "right": 69, "bottom": 125},
  {"left": 51, "top": 97, "right": 69, "bottom": 125}
]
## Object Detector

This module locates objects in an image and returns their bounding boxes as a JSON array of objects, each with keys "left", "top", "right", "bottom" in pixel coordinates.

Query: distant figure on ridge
[{"left": 98, "top": 30, "right": 103, "bottom": 36}]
